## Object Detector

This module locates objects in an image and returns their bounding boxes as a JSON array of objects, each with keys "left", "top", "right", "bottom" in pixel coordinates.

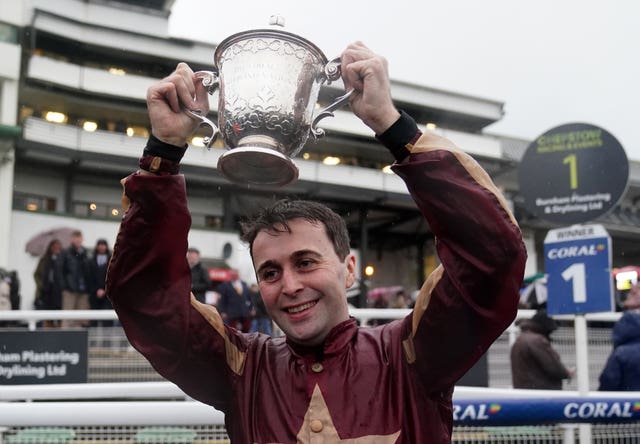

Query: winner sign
[{"left": 544, "top": 224, "right": 613, "bottom": 315}]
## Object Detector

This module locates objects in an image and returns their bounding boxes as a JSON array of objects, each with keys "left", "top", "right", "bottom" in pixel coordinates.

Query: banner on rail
[
  {"left": 0, "top": 330, "right": 87, "bottom": 384},
  {"left": 453, "top": 397, "right": 640, "bottom": 425}
]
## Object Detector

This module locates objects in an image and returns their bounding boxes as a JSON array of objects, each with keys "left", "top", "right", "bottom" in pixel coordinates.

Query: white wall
[
  {"left": 0, "top": 0, "right": 26, "bottom": 26},
  {"left": 522, "top": 230, "right": 539, "bottom": 278}
]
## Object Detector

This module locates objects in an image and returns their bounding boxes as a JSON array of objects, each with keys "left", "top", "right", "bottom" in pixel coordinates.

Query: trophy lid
[{"left": 213, "top": 15, "right": 329, "bottom": 66}]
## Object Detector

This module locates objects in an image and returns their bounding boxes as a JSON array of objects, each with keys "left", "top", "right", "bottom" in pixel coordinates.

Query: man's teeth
[{"left": 287, "top": 301, "right": 316, "bottom": 314}]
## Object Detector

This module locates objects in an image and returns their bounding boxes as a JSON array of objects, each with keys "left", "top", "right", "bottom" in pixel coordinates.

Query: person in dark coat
[
  {"left": 511, "top": 310, "right": 574, "bottom": 389},
  {"left": 57, "top": 230, "right": 92, "bottom": 327},
  {"left": 248, "top": 283, "right": 272, "bottom": 335},
  {"left": 216, "top": 270, "right": 254, "bottom": 333},
  {"left": 599, "top": 286, "right": 640, "bottom": 391},
  {"left": 34, "top": 239, "right": 64, "bottom": 312},
  {"left": 89, "top": 239, "right": 113, "bottom": 326},
  {"left": 186, "top": 247, "right": 210, "bottom": 304}
]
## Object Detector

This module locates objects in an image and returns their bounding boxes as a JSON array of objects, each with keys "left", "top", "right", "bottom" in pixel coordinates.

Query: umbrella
[
  {"left": 25, "top": 226, "right": 77, "bottom": 257},
  {"left": 519, "top": 275, "right": 547, "bottom": 309},
  {"left": 367, "top": 286, "right": 405, "bottom": 302}
]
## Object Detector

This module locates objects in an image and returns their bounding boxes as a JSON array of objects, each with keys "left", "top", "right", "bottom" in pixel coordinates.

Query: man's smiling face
[{"left": 252, "top": 218, "right": 355, "bottom": 346}]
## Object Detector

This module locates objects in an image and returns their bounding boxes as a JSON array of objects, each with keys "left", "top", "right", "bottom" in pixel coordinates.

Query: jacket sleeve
[
  {"left": 106, "top": 172, "right": 249, "bottom": 410},
  {"left": 58, "top": 251, "right": 70, "bottom": 291},
  {"left": 598, "top": 351, "right": 622, "bottom": 391},
  {"left": 529, "top": 336, "right": 570, "bottom": 380},
  {"left": 392, "top": 131, "right": 527, "bottom": 392},
  {"left": 191, "top": 266, "right": 211, "bottom": 295},
  {"left": 33, "top": 258, "right": 46, "bottom": 295}
]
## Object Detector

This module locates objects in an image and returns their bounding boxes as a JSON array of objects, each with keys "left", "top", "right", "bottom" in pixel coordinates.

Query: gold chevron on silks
[{"left": 287, "top": 384, "right": 401, "bottom": 444}]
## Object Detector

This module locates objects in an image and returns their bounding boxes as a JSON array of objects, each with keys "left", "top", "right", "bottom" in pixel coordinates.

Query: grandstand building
[{"left": 1, "top": 0, "right": 639, "bottom": 310}]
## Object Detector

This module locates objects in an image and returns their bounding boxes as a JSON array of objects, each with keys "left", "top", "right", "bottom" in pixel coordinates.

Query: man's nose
[{"left": 281, "top": 269, "right": 303, "bottom": 296}]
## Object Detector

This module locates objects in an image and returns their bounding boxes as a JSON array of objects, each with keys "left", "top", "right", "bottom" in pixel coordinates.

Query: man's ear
[{"left": 344, "top": 254, "right": 356, "bottom": 288}]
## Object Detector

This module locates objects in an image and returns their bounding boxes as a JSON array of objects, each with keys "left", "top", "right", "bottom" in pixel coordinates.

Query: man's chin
[{"left": 284, "top": 325, "right": 325, "bottom": 347}]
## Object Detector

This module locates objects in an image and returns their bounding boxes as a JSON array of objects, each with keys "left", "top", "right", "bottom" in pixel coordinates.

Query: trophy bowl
[{"left": 187, "top": 20, "right": 352, "bottom": 187}]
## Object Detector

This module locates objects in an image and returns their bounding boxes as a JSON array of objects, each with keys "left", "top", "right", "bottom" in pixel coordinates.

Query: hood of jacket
[{"left": 612, "top": 311, "right": 640, "bottom": 347}]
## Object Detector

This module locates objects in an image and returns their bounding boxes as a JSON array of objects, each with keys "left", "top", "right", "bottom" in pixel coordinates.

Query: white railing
[
  {"left": 0, "top": 401, "right": 223, "bottom": 426},
  {"left": 0, "top": 308, "right": 622, "bottom": 330},
  {"left": 2, "top": 380, "right": 636, "bottom": 403}
]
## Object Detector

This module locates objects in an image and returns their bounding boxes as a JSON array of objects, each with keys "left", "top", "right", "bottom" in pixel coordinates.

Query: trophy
[{"left": 186, "top": 17, "right": 353, "bottom": 187}]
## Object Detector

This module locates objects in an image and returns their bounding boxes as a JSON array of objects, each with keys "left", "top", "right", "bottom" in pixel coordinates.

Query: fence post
[
  {"left": 575, "top": 314, "right": 592, "bottom": 444},
  {"left": 561, "top": 424, "right": 577, "bottom": 444}
]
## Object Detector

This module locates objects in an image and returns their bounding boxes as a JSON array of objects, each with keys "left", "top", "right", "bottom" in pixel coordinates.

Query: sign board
[
  {"left": 452, "top": 397, "right": 640, "bottom": 426},
  {"left": 544, "top": 224, "right": 613, "bottom": 314},
  {"left": 208, "top": 268, "right": 234, "bottom": 281},
  {"left": 0, "top": 330, "right": 88, "bottom": 384},
  {"left": 519, "top": 123, "right": 628, "bottom": 225}
]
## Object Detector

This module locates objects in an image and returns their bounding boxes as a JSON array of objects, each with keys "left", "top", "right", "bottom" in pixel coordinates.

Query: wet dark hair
[
  {"left": 240, "top": 199, "right": 350, "bottom": 260},
  {"left": 93, "top": 239, "right": 111, "bottom": 255}
]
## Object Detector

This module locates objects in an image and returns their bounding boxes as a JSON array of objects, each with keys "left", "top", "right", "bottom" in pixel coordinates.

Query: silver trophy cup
[{"left": 186, "top": 20, "right": 353, "bottom": 187}]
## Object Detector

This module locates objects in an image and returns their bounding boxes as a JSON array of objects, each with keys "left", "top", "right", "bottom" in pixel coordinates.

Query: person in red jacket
[{"left": 107, "top": 41, "right": 526, "bottom": 443}]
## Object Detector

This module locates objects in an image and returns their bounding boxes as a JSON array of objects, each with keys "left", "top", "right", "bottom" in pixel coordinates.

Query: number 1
[
  {"left": 563, "top": 154, "right": 578, "bottom": 190},
  {"left": 562, "top": 263, "right": 586, "bottom": 303}
]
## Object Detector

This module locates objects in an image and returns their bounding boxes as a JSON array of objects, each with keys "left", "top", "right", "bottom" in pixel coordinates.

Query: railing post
[
  {"left": 575, "top": 314, "right": 592, "bottom": 444},
  {"left": 561, "top": 424, "right": 577, "bottom": 444}
]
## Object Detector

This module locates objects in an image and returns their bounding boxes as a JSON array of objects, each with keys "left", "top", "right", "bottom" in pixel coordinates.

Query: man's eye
[
  {"left": 260, "top": 270, "right": 279, "bottom": 282},
  {"left": 298, "top": 259, "right": 315, "bottom": 269}
]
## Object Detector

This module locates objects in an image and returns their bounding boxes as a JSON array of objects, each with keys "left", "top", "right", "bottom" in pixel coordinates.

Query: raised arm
[
  {"left": 342, "top": 42, "right": 526, "bottom": 391},
  {"left": 106, "top": 63, "right": 246, "bottom": 409}
]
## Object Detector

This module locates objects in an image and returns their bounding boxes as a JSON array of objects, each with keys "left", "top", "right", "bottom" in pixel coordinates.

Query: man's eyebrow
[
  {"left": 291, "top": 250, "right": 322, "bottom": 260},
  {"left": 256, "top": 250, "right": 322, "bottom": 274},
  {"left": 256, "top": 260, "right": 280, "bottom": 275}
]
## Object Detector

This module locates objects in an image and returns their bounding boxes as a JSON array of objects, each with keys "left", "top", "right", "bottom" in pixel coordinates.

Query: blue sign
[
  {"left": 452, "top": 397, "right": 640, "bottom": 426},
  {"left": 544, "top": 224, "right": 613, "bottom": 315}
]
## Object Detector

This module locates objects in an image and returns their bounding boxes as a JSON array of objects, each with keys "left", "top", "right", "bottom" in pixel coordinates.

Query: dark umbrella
[{"left": 25, "top": 226, "right": 77, "bottom": 257}]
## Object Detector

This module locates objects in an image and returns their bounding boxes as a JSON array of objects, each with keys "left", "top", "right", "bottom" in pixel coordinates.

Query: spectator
[
  {"left": 389, "top": 289, "right": 409, "bottom": 309},
  {"left": 598, "top": 284, "right": 640, "bottom": 391},
  {"left": 511, "top": 310, "right": 574, "bottom": 389},
  {"left": 187, "top": 247, "right": 210, "bottom": 304},
  {"left": 216, "top": 271, "right": 254, "bottom": 332},
  {"left": 89, "top": 239, "right": 113, "bottom": 326},
  {"left": 370, "top": 297, "right": 392, "bottom": 326},
  {"left": 248, "top": 283, "right": 272, "bottom": 335},
  {"left": 33, "top": 239, "right": 64, "bottom": 327},
  {"left": 57, "top": 230, "right": 92, "bottom": 327},
  {"left": 0, "top": 268, "right": 20, "bottom": 327}
]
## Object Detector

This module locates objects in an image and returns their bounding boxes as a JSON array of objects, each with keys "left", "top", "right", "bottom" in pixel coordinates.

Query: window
[
  {"left": 73, "top": 201, "right": 121, "bottom": 219},
  {"left": 0, "top": 22, "right": 18, "bottom": 44},
  {"left": 13, "top": 192, "right": 56, "bottom": 212}
]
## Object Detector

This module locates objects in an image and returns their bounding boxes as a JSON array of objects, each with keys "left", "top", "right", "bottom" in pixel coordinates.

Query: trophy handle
[
  {"left": 323, "top": 57, "right": 343, "bottom": 83},
  {"left": 184, "top": 70, "right": 220, "bottom": 147},
  {"left": 310, "top": 89, "right": 355, "bottom": 140}
]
